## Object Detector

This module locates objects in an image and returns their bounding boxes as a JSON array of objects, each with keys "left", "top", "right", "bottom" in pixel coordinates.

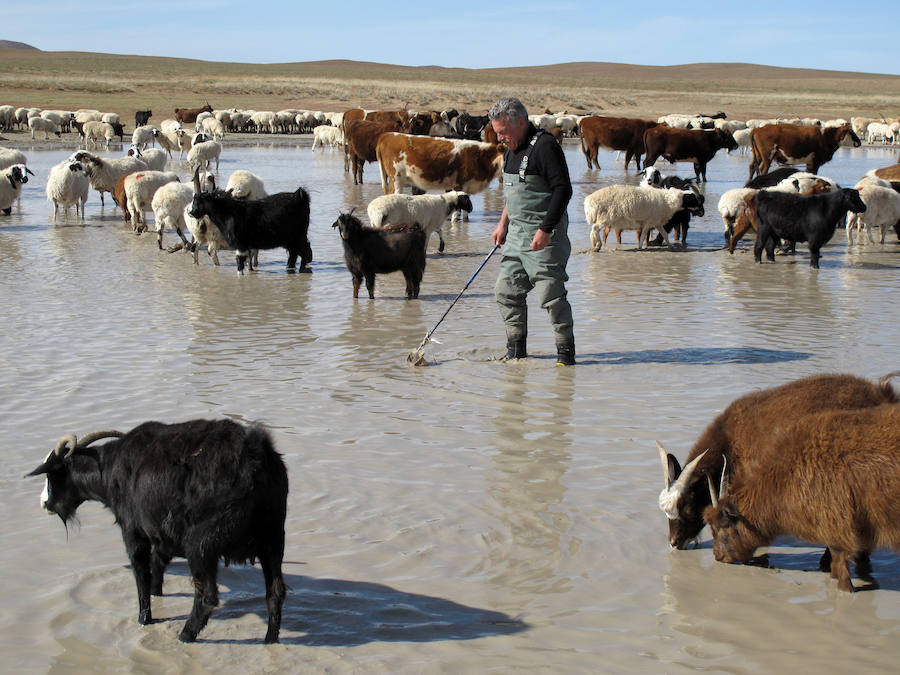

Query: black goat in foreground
[
  {"left": 333, "top": 211, "right": 426, "bottom": 299},
  {"left": 188, "top": 184, "right": 312, "bottom": 274},
  {"left": 27, "top": 419, "right": 288, "bottom": 643}
]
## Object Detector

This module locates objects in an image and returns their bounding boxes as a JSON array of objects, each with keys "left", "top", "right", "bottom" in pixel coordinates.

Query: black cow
[{"left": 454, "top": 113, "right": 490, "bottom": 141}]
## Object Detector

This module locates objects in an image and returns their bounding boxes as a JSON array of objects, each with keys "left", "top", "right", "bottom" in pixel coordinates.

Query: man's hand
[
  {"left": 531, "top": 229, "right": 551, "bottom": 251},
  {"left": 492, "top": 221, "right": 508, "bottom": 246}
]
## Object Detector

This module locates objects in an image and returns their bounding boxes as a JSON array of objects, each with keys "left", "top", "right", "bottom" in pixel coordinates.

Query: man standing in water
[{"left": 489, "top": 98, "right": 575, "bottom": 365}]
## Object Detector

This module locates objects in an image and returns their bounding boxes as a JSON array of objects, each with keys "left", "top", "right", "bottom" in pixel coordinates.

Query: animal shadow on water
[
  {"left": 576, "top": 347, "right": 811, "bottom": 366},
  {"left": 727, "top": 542, "right": 900, "bottom": 592},
  {"left": 153, "top": 563, "right": 529, "bottom": 645}
]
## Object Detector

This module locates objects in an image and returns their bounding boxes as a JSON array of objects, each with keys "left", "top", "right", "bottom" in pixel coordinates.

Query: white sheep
[
  {"left": 127, "top": 146, "right": 168, "bottom": 171},
  {"left": 101, "top": 112, "right": 120, "bottom": 126},
  {"left": 367, "top": 191, "right": 474, "bottom": 253},
  {"left": 0, "top": 105, "right": 18, "bottom": 130},
  {"left": 732, "top": 128, "right": 752, "bottom": 154},
  {"left": 124, "top": 170, "right": 180, "bottom": 232},
  {"left": 75, "top": 110, "right": 102, "bottom": 123},
  {"left": 71, "top": 151, "right": 148, "bottom": 206},
  {"left": 312, "top": 125, "right": 344, "bottom": 152},
  {"left": 132, "top": 125, "right": 159, "bottom": 150},
  {"left": 847, "top": 183, "right": 900, "bottom": 245},
  {"left": 45, "top": 160, "right": 90, "bottom": 220},
  {"left": 0, "top": 147, "right": 27, "bottom": 170},
  {"left": 717, "top": 187, "right": 758, "bottom": 244},
  {"left": 159, "top": 119, "right": 183, "bottom": 135},
  {"left": 224, "top": 170, "right": 267, "bottom": 200},
  {"left": 0, "top": 164, "right": 33, "bottom": 215},
  {"left": 150, "top": 182, "right": 195, "bottom": 249},
  {"left": 771, "top": 172, "right": 838, "bottom": 193},
  {"left": 584, "top": 184, "right": 698, "bottom": 250},
  {"left": 187, "top": 140, "right": 222, "bottom": 172},
  {"left": 198, "top": 117, "right": 226, "bottom": 140},
  {"left": 251, "top": 111, "right": 277, "bottom": 134},
  {"left": 28, "top": 116, "right": 61, "bottom": 139},
  {"left": 83, "top": 121, "right": 117, "bottom": 150}
]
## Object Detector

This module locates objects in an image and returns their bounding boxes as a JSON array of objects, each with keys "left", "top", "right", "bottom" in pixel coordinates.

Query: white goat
[
  {"left": 46, "top": 160, "right": 90, "bottom": 220},
  {"left": 367, "top": 191, "right": 474, "bottom": 253},
  {"left": 584, "top": 184, "right": 700, "bottom": 250},
  {"left": 124, "top": 170, "right": 180, "bottom": 232}
]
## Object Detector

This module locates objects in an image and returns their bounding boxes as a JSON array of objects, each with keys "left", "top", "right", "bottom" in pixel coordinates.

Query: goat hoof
[{"left": 178, "top": 629, "right": 198, "bottom": 643}]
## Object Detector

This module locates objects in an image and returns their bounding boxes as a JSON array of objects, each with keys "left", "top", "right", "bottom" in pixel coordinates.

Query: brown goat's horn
[
  {"left": 719, "top": 456, "right": 729, "bottom": 499},
  {"left": 707, "top": 474, "right": 719, "bottom": 507},
  {"left": 77, "top": 430, "right": 124, "bottom": 447},
  {"left": 54, "top": 434, "right": 78, "bottom": 458}
]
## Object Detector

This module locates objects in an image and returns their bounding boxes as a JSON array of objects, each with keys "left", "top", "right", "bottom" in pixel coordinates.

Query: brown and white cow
[
  {"left": 643, "top": 127, "right": 738, "bottom": 182},
  {"left": 748, "top": 123, "right": 860, "bottom": 180},
  {"left": 579, "top": 116, "right": 660, "bottom": 171},
  {"left": 375, "top": 132, "right": 503, "bottom": 195},
  {"left": 345, "top": 120, "right": 402, "bottom": 185}
]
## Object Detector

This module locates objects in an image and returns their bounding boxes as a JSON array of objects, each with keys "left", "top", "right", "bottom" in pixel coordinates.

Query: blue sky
[{"left": 8, "top": 1, "right": 898, "bottom": 75}]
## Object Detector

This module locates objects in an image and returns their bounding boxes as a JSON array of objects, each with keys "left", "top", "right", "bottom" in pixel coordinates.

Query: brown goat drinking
[
  {"left": 658, "top": 372, "right": 899, "bottom": 551},
  {"left": 333, "top": 211, "right": 426, "bottom": 299},
  {"left": 703, "top": 403, "right": 900, "bottom": 592}
]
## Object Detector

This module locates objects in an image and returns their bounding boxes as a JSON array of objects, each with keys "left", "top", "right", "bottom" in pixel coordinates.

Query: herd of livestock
[{"left": 4, "top": 101, "right": 900, "bottom": 642}]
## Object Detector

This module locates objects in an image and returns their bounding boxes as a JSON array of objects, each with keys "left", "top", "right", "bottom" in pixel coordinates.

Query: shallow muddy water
[{"left": 1, "top": 139, "right": 899, "bottom": 672}]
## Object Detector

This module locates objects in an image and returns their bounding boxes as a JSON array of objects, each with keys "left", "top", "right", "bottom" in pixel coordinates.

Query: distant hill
[{"left": 0, "top": 40, "right": 38, "bottom": 50}]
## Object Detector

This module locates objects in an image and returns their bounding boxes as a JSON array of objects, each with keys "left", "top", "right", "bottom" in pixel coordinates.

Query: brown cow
[
  {"left": 366, "top": 110, "right": 409, "bottom": 124},
  {"left": 401, "top": 112, "right": 437, "bottom": 136},
  {"left": 579, "top": 116, "right": 659, "bottom": 171},
  {"left": 345, "top": 120, "right": 401, "bottom": 185},
  {"left": 341, "top": 108, "right": 367, "bottom": 172},
  {"left": 375, "top": 132, "right": 503, "bottom": 195},
  {"left": 748, "top": 123, "right": 860, "bottom": 179},
  {"left": 643, "top": 127, "right": 737, "bottom": 182},
  {"left": 174, "top": 102, "right": 213, "bottom": 125}
]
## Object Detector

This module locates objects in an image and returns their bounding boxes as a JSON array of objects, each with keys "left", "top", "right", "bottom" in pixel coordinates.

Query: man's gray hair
[{"left": 489, "top": 98, "right": 529, "bottom": 123}]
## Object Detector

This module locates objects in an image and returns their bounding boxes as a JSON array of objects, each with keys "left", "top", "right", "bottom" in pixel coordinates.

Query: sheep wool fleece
[{"left": 495, "top": 146, "right": 573, "bottom": 343}]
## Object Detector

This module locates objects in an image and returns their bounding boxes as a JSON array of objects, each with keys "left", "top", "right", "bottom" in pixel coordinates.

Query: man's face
[{"left": 491, "top": 115, "right": 528, "bottom": 149}]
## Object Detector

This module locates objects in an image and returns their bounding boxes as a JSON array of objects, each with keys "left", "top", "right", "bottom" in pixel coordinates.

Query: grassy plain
[{"left": 2, "top": 49, "right": 900, "bottom": 125}]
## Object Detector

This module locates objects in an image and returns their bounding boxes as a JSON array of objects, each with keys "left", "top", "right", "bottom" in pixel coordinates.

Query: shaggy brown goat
[
  {"left": 658, "top": 372, "right": 899, "bottom": 550},
  {"left": 703, "top": 403, "right": 900, "bottom": 592}
]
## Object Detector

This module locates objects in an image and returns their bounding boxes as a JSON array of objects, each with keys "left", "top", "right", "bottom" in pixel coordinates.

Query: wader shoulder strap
[{"left": 518, "top": 130, "right": 545, "bottom": 183}]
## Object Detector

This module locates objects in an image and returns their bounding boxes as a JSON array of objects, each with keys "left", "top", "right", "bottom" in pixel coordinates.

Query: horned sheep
[{"left": 26, "top": 419, "right": 288, "bottom": 642}]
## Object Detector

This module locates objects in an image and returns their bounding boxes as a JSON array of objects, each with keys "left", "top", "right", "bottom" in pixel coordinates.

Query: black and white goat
[
  {"left": 26, "top": 419, "right": 288, "bottom": 643},
  {"left": 333, "top": 211, "right": 426, "bottom": 299},
  {"left": 188, "top": 185, "right": 313, "bottom": 274}
]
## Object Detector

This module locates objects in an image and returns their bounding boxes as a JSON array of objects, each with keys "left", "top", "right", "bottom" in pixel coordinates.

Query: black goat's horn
[
  {"left": 78, "top": 430, "right": 124, "bottom": 447},
  {"left": 54, "top": 434, "right": 78, "bottom": 458}
]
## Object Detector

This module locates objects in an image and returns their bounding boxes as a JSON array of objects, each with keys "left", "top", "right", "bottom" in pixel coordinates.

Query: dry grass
[{"left": 2, "top": 50, "right": 899, "bottom": 125}]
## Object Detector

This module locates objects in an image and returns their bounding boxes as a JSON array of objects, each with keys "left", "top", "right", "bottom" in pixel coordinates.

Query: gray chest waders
[{"left": 495, "top": 131, "right": 574, "bottom": 343}]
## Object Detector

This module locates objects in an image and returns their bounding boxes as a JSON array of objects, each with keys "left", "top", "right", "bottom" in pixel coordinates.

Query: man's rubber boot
[
  {"left": 556, "top": 340, "right": 575, "bottom": 366},
  {"left": 501, "top": 338, "right": 527, "bottom": 361}
]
